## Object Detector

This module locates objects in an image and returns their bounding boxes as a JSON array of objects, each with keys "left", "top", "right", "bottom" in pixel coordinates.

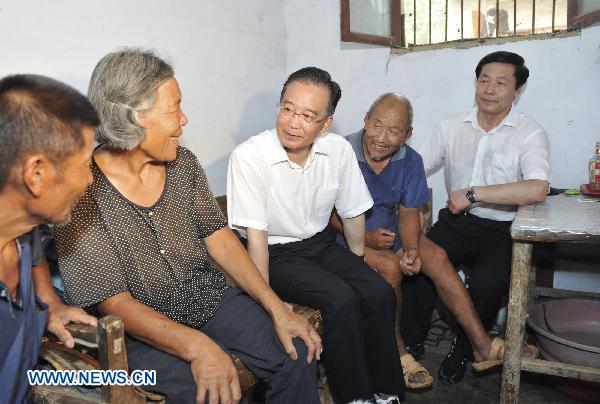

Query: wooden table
[{"left": 500, "top": 193, "right": 600, "bottom": 403}]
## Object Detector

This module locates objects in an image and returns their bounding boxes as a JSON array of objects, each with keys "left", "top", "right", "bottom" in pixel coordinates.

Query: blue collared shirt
[
  {"left": 339, "top": 129, "right": 430, "bottom": 252},
  {"left": 0, "top": 229, "right": 48, "bottom": 404}
]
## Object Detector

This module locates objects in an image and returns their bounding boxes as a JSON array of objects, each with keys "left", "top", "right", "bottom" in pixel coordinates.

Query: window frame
[
  {"left": 340, "top": 0, "right": 404, "bottom": 47},
  {"left": 570, "top": 1, "right": 600, "bottom": 30},
  {"left": 341, "top": 0, "right": 600, "bottom": 49}
]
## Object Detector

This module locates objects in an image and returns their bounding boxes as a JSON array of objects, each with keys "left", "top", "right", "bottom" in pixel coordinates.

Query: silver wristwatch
[{"left": 465, "top": 187, "right": 477, "bottom": 204}]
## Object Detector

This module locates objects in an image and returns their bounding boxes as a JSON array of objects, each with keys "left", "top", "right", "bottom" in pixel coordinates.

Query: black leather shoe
[
  {"left": 438, "top": 333, "right": 472, "bottom": 384},
  {"left": 405, "top": 342, "right": 425, "bottom": 361}
]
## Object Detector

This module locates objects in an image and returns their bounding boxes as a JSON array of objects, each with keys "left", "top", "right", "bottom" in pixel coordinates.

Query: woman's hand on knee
[{"left": 190, "top": 338, "right": 241, "bottom": 404}]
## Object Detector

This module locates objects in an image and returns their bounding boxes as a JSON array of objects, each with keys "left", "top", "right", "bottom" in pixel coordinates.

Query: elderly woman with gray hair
[{"left": 54, "top": 48, "right": 322, "bottom": 404}]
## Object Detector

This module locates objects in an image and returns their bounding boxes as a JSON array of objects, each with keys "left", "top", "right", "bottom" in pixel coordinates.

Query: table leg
[
  {"left": 527, "top": 251, "right": 537, "bottom": 310},
  {"left": 500, "top": 240, "right": 533, "bottom": 404}
]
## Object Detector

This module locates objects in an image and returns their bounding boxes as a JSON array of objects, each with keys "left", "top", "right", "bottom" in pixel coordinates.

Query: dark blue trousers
[{"left": 126, "top": 287, "right": 319, "bottom": 403}]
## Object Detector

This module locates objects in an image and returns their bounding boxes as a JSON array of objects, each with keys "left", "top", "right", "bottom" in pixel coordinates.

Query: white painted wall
[
  {"left": 0, "top": 0, "right": 286, "bottom": 195},
  {"left": 284, "top": 1, "right": 600, "bottom": 291}
]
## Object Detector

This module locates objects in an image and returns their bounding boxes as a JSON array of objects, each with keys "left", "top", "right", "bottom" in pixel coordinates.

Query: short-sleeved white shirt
[
  {"left": 418, "top": 107, "right": 551, "bottom": 222},
  {"left": 227, "top": 129, "right": 373, "bottom": 244}
]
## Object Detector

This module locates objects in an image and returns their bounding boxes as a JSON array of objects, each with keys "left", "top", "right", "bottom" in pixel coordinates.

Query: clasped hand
[
  {"left": 399, "top": 247, "right": 421, "bottom": 276},
  {"left": 448, "top": 188, "right": 471, "bottom": 214}
]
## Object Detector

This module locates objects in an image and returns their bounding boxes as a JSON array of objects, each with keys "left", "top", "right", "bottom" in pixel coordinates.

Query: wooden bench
[{"left": 35, "top": 311, "right": 324, "bottom": 403}]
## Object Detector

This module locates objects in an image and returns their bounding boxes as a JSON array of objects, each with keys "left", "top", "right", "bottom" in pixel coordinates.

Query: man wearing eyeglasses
[{"left": 227, "top": 67, "right": 404, "bottom": 403}]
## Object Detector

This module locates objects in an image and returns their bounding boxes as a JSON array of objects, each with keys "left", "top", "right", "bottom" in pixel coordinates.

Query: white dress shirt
[
  {"left": 419, "top": 107, "right": 550, "bottom": 221},
  {"left": 227, "top": 129, "right": 373, "bottom": 244}
]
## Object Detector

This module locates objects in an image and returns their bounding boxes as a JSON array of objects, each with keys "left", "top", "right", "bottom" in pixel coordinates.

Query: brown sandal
[
  {"left": 400, "top": 353, "right": 433, "bottom": 389},
  {"left": 472, "top": 337, "right": 539, "bottom": 372}
]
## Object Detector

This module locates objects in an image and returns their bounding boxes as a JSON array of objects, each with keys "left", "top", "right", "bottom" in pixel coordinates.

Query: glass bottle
[{"left": 589, "top": 141, "right": 600, "bottom": 190}]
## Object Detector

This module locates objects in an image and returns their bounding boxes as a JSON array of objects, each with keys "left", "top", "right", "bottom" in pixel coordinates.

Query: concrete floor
[
  {"left": 248, "top": 315, "right": 595, "bottom": 404},
  {"left": 404, "top": 335, "right": 586, "bottom": 404}
]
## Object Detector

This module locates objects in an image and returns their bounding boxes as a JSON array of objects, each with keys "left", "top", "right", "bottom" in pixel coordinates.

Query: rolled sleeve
[
  {"left": 227, "top": 145, "right": 269, "bottom": 232},
  {"left": 418, "top": 121, "right": 447, "bottom": 177},
  {"left": 520, "top": 128, "right": 551, "bottom": 182},
  {"left": 335, "top": 142, "right": 374, "bottom": 219}
]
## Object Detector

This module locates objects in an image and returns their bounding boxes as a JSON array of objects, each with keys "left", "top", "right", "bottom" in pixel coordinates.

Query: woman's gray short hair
[{"left": 87, "top": 48, "right": 174, "bottom": 150}]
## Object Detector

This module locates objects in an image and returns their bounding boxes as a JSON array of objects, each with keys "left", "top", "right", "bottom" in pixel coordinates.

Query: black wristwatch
[{"left": 465, "top": 187, "right": 477, "bottom": 204}]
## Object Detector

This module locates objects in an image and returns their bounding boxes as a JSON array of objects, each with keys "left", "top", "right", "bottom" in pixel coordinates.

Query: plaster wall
[{"left": 0, "top": 0, "right": 287, "bottom": 194}]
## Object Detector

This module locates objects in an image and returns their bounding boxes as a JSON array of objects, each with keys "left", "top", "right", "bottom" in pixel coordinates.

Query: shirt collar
[
  {"left": 463, "top": 106, "right": 518, "bottom": 134},
  {"left": 347, "top": 128, "right": 407, "bottom": 163},
  {"left": 266, "top": 129, "right": 330, "bottom": 166}
]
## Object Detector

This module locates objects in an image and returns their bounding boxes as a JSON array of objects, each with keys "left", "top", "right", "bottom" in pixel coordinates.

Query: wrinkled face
[
  {"left": 46, "top": 126, "right": 95, "bottom": 225},
  {"left": 137, "top": 77, "right": 188, "bottom": 162},
  {"left": 363, "top": 97, "right": 412, "bottom": 162},
  {"left": 475, "top": 62, "right": 522, "bottom": 120},
  {"left": 276, "top": 81, "right": 332, "bottom": 157}
]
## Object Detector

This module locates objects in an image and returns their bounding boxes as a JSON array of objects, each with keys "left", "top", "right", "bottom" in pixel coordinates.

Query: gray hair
[
  {"left": 366, "top": 92, "right": 413, "bottom": 130},
  {"left": 87, "top": 48, "right": 174, "bottom": 150}
]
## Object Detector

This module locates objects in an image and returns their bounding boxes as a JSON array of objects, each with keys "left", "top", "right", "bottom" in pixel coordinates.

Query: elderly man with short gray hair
[{"left": 331, "top": 92, "right": 518, "bottom": 390}]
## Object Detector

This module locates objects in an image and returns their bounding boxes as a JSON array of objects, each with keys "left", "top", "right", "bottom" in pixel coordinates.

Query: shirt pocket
[{"left": 488, "top": 152, "right": 518, "bottom": 184}]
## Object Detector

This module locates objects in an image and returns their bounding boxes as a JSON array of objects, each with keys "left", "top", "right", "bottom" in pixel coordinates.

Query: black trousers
[
  {"left": 125, "top": 288, "right": 319, "bottom": 404},
  {"left": 400, "top": 208, "right": 513, "bottom": 346},
  {"left": 267, "top": 227, "right": 404, "bottom": 404}
]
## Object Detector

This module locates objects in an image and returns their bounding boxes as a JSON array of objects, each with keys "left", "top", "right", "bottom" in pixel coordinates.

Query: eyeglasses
[{"left": 277, "top": 105, "right": 327, "bottom": 128}]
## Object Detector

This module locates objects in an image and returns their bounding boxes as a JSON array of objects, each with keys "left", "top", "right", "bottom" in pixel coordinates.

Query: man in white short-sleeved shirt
[
  {"left": 401, "top": 51, "right": 550, "bottom": 384},
  {"left": 227, "top": 67, "right": 404, "bottom": 403}
]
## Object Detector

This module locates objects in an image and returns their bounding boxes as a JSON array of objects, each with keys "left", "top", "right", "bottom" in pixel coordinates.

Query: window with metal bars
[{"left": 340, "top": 0, "right": 600, "bottom": 48}]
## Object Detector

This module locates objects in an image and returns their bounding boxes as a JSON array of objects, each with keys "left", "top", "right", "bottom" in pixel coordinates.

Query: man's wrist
[{"left": 42, "top": 293, "right": 64, "bottom": 309}]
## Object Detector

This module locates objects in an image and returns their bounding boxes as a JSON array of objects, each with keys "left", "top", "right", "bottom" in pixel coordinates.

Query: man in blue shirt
[
  {"left": 332, "top": 93, "right": 511, "bottom": 389},
  {"left": 0, "top": 74, "right": 98, "bottom": 403}
]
